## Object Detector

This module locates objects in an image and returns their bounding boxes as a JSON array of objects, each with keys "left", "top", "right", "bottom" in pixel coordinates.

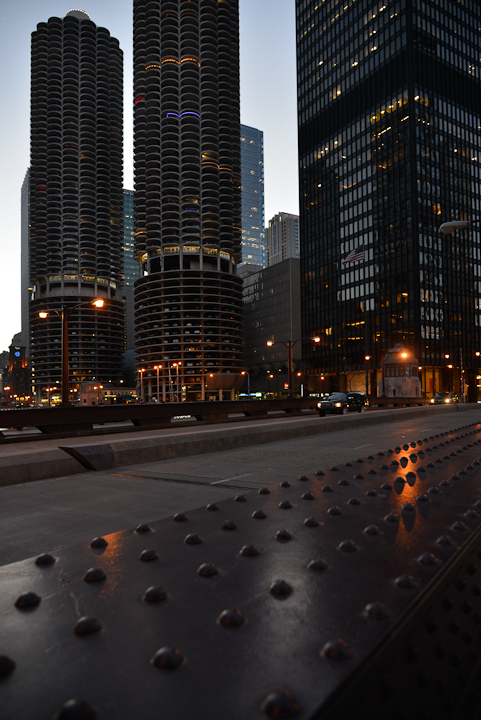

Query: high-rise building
[
  {"left": 133, "top": 0, "right": 244, "bottom": 402},
  {"left": 297, "top": 0, "right": 481, "bottom": 399},
  {"left": 265, "top": 212, "right": 299, "bottom": 267},
  {"left": 29, "top": 10, "right": 125, "bottom": 395},
  {"left": 123, "top": 189, "right": 137, "bottom": 286},
  {"left": 240, "top": 124, "right": 265, "bottom": 267},
  {"left": 20, "top": 169, "right": 31, "bottom": 357}
]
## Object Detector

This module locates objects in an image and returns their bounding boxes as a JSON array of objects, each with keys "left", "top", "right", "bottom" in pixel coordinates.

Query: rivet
[
  {"left": 83, "top": 568, "right": 106, "bottom": 583},
  {"left": 381, "top": 482, "right": 392, "bottom": 490},
  {"left": 367, "top": 469, "right": 377, "bottom": 475},
  {"left": 139, "top": 549, "right": 158, "bottom": 561},
  {"left": 406, "top": 472, "right": 417, "bottom": 479},
  {"left": 321, "top": 639, "right": 352, "bottom": 660},
  {"left": 174, "top": 513, "right": 188, "bottom": 522},
  {"left": 206, "top": 503, "right": 219, "bottom": 511},
  {"left": 185, "top": 533, "right": 203, "bottom": 543},
  {"left": 218, "top": 609, "right": 245, "bottom": 628},
  {"left": 416, "top": 494, "right": 429, "bottom": 503},
  {"left": 402, "top": 444, "right": 409, "bottom": 450},
  {"left": 377, "top": 452, "right": 385, "bottom": 456},
  {"left": 453, "top": 521, "right": 468, "bottom": 531},
  {"left": 322, "top": 484, "right": 333, "bottom": 492},
  {"left": 338, "top": 539, "right": 358, "bottom": 552},
  {"left": 89, "top": 537, "right": 107, "bottom": 549},
  {"left": 151, "top": 647, "right": 184, "bottom": 670},
  {"left": 252, "top": 510, "right": 267, "bottom": 519},
  {"left": 443, "top": 455, "right": 451, "bottom": 460},
  {"left": 367, "top": 455, "right": 375, "bottom": 460},
  {"left": 328, "top": 506, "right": 342, "bottom": 515},
  {"left": 74, "top": 616, "right": 102, "bottom": 635},
  {"left": 136, "top": 523, "right": 151, "bottom": 533},
  {"left": 426, "top": 463, "right": 435, "bottom": 468},
  {"left": 395, "top": 446, "right": 401, "bottom": 453},
  {"left": 275, "top": 530, "right": 292, "bottom": 542},
  {"left": 390, "top": 460, "right": 399, "bottom": 467},
  {"left": 235, "top": 495, "right": 247, "bottom": 502},
  {"left": 466, "top": 564, "right": 477, "bottom": 576},
  {"left": 425, "top": 618, "right": 438, "bottom": 634},
  {"left": 344, "top": 462, "right": 353, "bottom": 467},
  {"left": 240, "top": 544, "right": 259, "bottom": 556},
  {"left": 428, "top": 487, "right": 440, "bottom": 494},
  {"left": 410, "top": 454, "right": 418, "bottom": 461},
  {"left": 330, "top": 466, "right": 340, "bottom": 472},
  {"left": 440, "top": 480, "right": 451, "bottom": 487},
  {"left": 338, "top": 479, "right": 349, "bottom": 486},
  {"left": 418, "top": 466, "right": 426, "bottom": 473},
  {"left": 466, "top": 465, "right": 474, "bottom": 471},
  {"left": 384, "top": 513, "right": 399, "bottom": 523},
  {"left": 302, "top": 491, "right": 315, "bottom": 500},
  {"left": 395, "top": 575, "right": 417, "bottom": 589},
  {"left": 465, "top": 509, "right": 480, "bottom": 519},
  {"left": 258, "top": 488, "right": 270, "bottom": 495},
  {"left": 475, "top": 501, "right": 481, "bottom": 509},
  {"left": 418, "top": 553, "right": 439, "bottom": 566},
  {"left": 394, "top": 476, "right": 405, "bottom": 484},
  {"left": 221, "top": 521, "right": 237, "bottom": 531},
  {"left": 348, "top": 497, "right": 361, "bottom": 505},
  {"left": 380, "top": 464, "right": 389, "bottom": 470},
  {"left": 197, "top": 563, "right": 218, "bottom": 577},
  {"left": 143, "top": 586, "right": 167, "bottom": 602},
  {"left": 304, "top": 517, "right": 320, "bottom": 527},
  {"left": 261, "top": 691, "right": 300, "bottom": 719},
  {"left": 53, "top": 699, "right": 96, "bottom": 720},
  {"left": 0, "top": 655, "right": 15, "bottom": 678},
  {"left": 435, "top": 459, "right": 443, "bottom": 464},
  {"left": 308, "top": 559, "right": 328, "bottom": 571},
  {"left": 15, "top": 592, "right": 41, "bottom": 609},
  {"left": 402, "top": 503, "right": 416, "bottom": 513},
  {"left": 356, "top": 458, "right": 364, "bottom": 463},
  {"left": 298, "top": 475, "right": 310, "bottom": 481},
  {"left": 365, "top": 602, "right": 389, "bottom": 620},
  {"left": 366, "top": 489, "right": 378, "bottom": 497},
  {"left": 269, "top": 579, "right": 293, "bottom": 596},
  {"left": 280, "top": 481, "right": 291, "bottom": 488},
  {"left": 35, "top": 553, "right": 56, "bottom": 565},
  {"left": 315, "top": 470, "right": 325, "bottom": 476},
  {"left": 354, "top": 474, "right": 364, "bottom": 480},
  {"left": 364, "top": 525, "right": 379, "bottom": 536},
  {"left": 455, "top": 579, "right": 467, "bottom": 592}
]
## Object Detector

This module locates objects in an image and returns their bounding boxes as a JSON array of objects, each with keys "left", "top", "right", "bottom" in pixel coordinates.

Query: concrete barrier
[{"left": 1, "top": 402, "right": 480, "bottom": 486}]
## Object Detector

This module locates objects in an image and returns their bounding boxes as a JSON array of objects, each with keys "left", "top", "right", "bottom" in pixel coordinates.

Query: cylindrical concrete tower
[
  {"left": 133, "top": 0, "right": 244, "bottom": 402},
  {"left": 29, "top": 10, "right": 125, "bottom": 396}
]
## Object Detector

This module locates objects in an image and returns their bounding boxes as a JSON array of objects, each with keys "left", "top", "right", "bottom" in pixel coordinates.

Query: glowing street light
[
  {"left": 265, "top": 337, "right": 322, "bottom": 397},
  {"left": 38, "top": 298, "right": 105, "bottom": 406}
]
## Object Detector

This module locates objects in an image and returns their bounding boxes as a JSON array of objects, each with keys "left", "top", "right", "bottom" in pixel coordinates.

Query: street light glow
[
  {"left": 266, "top": 341, "right": 274, "bottom": 346},
  {"left": 92, "top": 299, "right": 104, "bottom": 308},
  {"left": 39, "top": 311, "right": 48, "bottom": 318},
  {"left": 312, "top": 337, "right": 321, "bottom": 343}
]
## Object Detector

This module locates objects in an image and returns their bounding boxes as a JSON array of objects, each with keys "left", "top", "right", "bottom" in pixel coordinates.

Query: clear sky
[{"left": 0, "top": 0, "right": 298, "bottom": 352}]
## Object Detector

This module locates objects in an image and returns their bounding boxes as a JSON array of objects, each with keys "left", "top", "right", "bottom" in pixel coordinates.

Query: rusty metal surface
[
  {"left": 0, "top": 399, "right": 316, "bottom": 440},
  {"left": 1, "top": 421, "right": 481, "bottom": 719}
]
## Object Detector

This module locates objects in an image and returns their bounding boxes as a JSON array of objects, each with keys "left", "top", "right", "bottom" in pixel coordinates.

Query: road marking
[
  {"left": 211, "top": 473, "right": 252, "bottom": 484},
  {"left": 353, "top": 443, "right": 373, "bottom": 449}
]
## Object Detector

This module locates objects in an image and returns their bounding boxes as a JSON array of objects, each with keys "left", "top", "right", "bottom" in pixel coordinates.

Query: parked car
[
  {"left": 431, "top": 392, "right": 458, "bottom": 404},
  {"left": 317, "top": 391, "right": 368, "bottom": 416}
]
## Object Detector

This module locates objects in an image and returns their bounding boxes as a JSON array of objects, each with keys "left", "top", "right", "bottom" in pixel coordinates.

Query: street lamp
[
  {"left": 3, "top": 386, "right": 10, "bottom": 408},
  {"left": 93, "top": 384, "right": 103, "bottom": 405},
  {"left": 440, "top": 218, "right": 480, "bottom": 235},
  {"left": 241, "top": 370, "right": 251, "bottom": 396},
  {"left": 153, "top": 364, "right": 163, "bottom": 403},
  {"left": 266, "top": 337, "right": 321, "bottom": 397},
  {"left": 172, "top": 362, "right": 182, "bottom": 402},
  {"left": 39, "top": 298, "right": 104, "bottom": 407},
  {"left": 138, "top": 368, "right": 145, "bottom": 402}
]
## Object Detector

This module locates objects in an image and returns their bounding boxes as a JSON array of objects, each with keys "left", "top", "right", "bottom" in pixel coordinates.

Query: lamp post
[
  {"left": 172, "top": 362, "right": 182, "bottom": 402},
  {"left": 93, "top": 384, "right": 103, "bottom": 406},
  {"left": 241, "top": 370, "right": 251, "bottom": 396},
  {"left": 266, "top": 337, "right": 320, "bottom": 397},
  {"left": 364, "top": 356, "right": 371, "bottom": 397},
  {"left": 39, "top": 299, "right": 104, "bottom": 407},
  {"left": 153, "top": 364, "right": 162, "bottom": 403},
  {"left": 3, "top": 386, "right": 10, "bottom": 408},
  {"left": 138, "top": 368, "right": 145, "bottom": 402}
]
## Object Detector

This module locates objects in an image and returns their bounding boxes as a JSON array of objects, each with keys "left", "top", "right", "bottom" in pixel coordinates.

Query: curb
[{"left": 1, "top": 403, "right": 480, "bottom": 487}]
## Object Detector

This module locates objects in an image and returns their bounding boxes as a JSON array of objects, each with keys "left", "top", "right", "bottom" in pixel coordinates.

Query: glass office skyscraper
[
  {"left": 123, "top": 190, "right": 137, "bottom": 286},
  {"left": 297, "top": 0, "right": 481, "bottom": 399},
  {"left": 240, "top": 124, "right": 265, "bottom": 267}
]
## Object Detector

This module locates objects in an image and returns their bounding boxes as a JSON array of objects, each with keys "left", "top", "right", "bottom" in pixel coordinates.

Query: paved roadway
[{"left": 1, "top": 409, "right": 480, "bottom": 568}]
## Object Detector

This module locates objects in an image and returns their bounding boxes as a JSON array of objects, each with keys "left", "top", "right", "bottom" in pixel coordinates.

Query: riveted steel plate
[{"left": 2, "top": 422, "right": 481, "bottom": 719}]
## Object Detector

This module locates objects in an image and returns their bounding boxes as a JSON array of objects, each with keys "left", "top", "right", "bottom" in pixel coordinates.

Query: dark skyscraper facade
[
  {"left": 133, "top": 0, "right": 244, "bottom": 401},
  {"left": 297, "top": 0, "right": 481, "bottom": 399},
  {"left": 240, "top": 124, "right": 265, "bottom": 267},
  {"left": 29, "top": 10, "right": 125, "bottom": 394}
]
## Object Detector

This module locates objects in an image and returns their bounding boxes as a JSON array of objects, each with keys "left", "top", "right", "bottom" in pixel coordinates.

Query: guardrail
[
  {"left": 367, "top": 396, "right": 429, "bottom": 408},
  {"left": 0, "top": 398, "right": 318, "bottom": 439}
]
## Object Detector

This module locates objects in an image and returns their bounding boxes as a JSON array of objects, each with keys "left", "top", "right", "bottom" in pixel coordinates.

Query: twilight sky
[{"left": 0, "top": 0, "right": 299, "bottom": 352}]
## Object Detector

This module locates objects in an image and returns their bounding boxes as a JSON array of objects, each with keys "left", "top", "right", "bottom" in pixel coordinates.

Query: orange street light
[{"left": 153, "top": 364, "right": 163, "bottom": 402}]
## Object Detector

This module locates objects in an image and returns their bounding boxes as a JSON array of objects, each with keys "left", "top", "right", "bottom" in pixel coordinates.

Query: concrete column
[{"left": 162, "top": 377, "right": 166, "bottom": 402}]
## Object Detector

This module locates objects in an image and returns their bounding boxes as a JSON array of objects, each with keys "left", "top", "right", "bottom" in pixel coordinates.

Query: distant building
[
  {"left": 240, "top": 125, "right": 265, "bottom": 267},
  {"left": 20, "top": 169, "right": 31, "bottom": 356},
  {"left": 242, "top": 258, "right": 301, "bottom": 383},
  {"left": 29, "top": 10, "right": 125, "bottom": 397},
  {"left": 265, "top": 213, "right": 299, "bottom": 267},
  {"left": 2, "top": 345, "right": 31, "bottom": 405},
  {"left": 123, "top": 190, "right": 137, "bottom": 286}
]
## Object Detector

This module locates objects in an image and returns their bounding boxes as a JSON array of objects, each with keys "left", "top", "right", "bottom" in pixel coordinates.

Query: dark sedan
[
  {"left": 317, "top": 392, "right": 368, "bottom": 417},
  {"left": 430, "top": 392, "right": 458, "bottom": 404}
]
